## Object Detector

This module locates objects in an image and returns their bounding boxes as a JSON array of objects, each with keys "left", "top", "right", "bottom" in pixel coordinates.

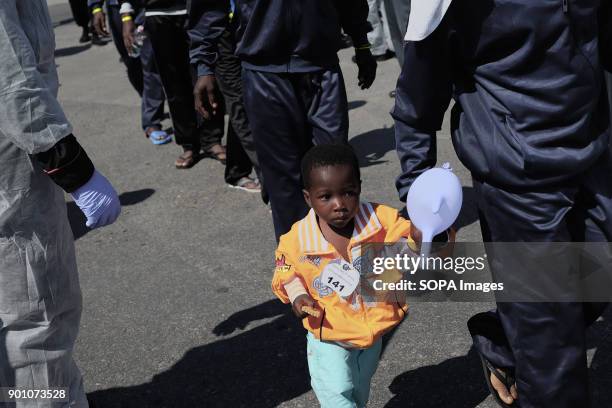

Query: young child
[{"left": 271, "top": 144, "right": 421, "bottom": 408}]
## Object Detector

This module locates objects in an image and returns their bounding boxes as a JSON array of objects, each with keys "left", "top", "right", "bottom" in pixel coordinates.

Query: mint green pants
[{"left": 306, "top": 332, "right": 382, "bottom": 408}]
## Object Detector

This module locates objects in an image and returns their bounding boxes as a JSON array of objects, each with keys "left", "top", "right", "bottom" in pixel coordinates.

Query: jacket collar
[{"left": 298, "top": 202, "right": 382, "bottom": 255}]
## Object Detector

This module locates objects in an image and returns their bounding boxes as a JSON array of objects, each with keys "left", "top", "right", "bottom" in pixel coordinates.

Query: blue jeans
[{"left": 306, "top": 333, "right": 382, "bottom": 408}]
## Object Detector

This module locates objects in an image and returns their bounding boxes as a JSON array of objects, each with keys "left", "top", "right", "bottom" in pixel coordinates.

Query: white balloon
[{"left": 406, "top": 163, "right": 463, "bottom": 256}]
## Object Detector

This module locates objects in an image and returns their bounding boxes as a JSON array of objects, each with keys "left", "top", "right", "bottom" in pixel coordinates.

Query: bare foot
[
  {"left": 490, "top": 371, "right": 518, "bottom": 405},
  {"left": 175, "top": 150, "right": 196, "bottom": 169},
  {"left": 203, "top": 144, "right": 226, "bottom": 163}
]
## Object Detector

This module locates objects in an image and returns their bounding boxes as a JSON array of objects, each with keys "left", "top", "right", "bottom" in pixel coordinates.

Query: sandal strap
[
  {"left": 483, "top": 357, "right": 515, "bottom": 389},
  {"left": 208, "top": 143, "right": 226, "bottom": 152},
  {"left": 205, "top": 144, "right": 227, "bottom": 159}
]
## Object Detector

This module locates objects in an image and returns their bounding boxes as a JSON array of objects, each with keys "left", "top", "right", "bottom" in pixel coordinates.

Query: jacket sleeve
[
  {"left": 34, "top": 134, "right": 95, "bottom": 193},
  {"left": 380, "top": 205, "right": 413, "bottom": 243},
  {"left": 0, "top": 0, "right": 72, "bottom": 154},
  {"left": 380, "top": 204, "right": 455, "bottom": 261},
  {"left": 271, "top": 238, "right": 301, "bottom": 304},
  {"left": 391, "top": 16, "right": 453, "bottom": 203},
  {"left": 599, "top": 0, "right": 612, "bottom": 72},
  {"left": 334, "top": 0, "right": 370, "bottom": 47},
  {"left": 188, "top": 0, "right": 230, "bottom": 77},
  {"left": 88, "top": 0, "right": 104, "bottom": 9}
]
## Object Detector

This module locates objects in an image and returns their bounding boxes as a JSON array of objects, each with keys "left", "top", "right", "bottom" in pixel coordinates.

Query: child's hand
[
  {"left": 409, "top": 226, "right": 454, "bottom": 255},
  {"left": 292, "top": 294, "right": 319, "bottom": 319},
  {"left": 410, "top": 226, "right": 423, "bottom": 248}
]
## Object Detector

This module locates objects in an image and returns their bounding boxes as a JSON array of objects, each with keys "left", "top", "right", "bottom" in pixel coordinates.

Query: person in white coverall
[{"left": 0, "top": 1, "right": 121, "bottom": 407}]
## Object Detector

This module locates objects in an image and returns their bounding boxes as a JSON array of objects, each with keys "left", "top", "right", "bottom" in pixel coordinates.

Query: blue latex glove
[{"left": 70, "top": 170, "right": 121, "bottom": 228}]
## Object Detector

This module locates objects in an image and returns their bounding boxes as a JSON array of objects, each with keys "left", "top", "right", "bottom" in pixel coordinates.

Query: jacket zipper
[{"left": 562, "top": 0, "right": 568, "bottom": 13}]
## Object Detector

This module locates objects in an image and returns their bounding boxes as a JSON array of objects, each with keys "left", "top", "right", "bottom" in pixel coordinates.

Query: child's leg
[
  {"left": 306, "top": 333, "right": 359, "bottom": 408},
  {"left": 353, "top": 338, "right": 383, "bottom": 408}
]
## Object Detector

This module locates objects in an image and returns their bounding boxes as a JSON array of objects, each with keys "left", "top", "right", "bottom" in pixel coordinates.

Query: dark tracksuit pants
[
  {"left": 215, "top": 26, "right": 260, "bottom": 185},
  {"left": 145, "top": 14, "right": 223, "bottom": 151},
  {"left": 68, "top": 0, "right": 89, "bottom": 28},
  {"left": 382, "top": 0, "right": 410, "bottom": 66},
  {"left": 242, "top": 67, "right": 349, "bottom": 239},
  {"left": 469, "top": 147, "right": 612, "bottom": 407},
  {"left": 390, "top": 2, "right": 611, "bottom": 405},
  {"left": 107, "top": 6, "right": 165, "bottom": 131}
]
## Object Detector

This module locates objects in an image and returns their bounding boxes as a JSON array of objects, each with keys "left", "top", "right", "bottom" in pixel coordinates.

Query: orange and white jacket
[{"left": 272, "top": 202, "right": 413, "bottom": 349}]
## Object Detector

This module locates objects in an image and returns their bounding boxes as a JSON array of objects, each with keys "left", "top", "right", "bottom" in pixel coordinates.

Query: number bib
[{"left": 321, "top": 260, "right": 360, "bottom": 298}]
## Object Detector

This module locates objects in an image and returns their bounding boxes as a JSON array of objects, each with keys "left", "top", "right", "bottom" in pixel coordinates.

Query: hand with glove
[
  {"left": 71, "top": 170, "right": 121, "bottom": 229},
  {"left": 355, "top": 46, "right": 377, "bottom": 89},
  {"left": 35, "top": 134, "right": 121, "bottom": 229}
]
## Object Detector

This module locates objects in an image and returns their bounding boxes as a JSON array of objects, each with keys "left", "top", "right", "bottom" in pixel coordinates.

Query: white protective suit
[
  {"left": 404, "top": 0, "right": 452, "bottom": 41},
  {"left": 0, "top": 1, "right": 88, "bottom": 407}
]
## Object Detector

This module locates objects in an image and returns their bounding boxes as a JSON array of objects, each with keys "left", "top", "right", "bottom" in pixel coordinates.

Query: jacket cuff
[
  {"left": 89, "top": 1, "right": 103, "bottom": 12},
  {"left": 34, "top": 134, "right": 95, "bottom": 193},
  {"left": 350, "top": 33, "right": 369, "bottom": 50},
  {"left": 197, "top": 63, "right": 214, "bottom": 77},
  {"left": 284, "top": 277, "right": 308, "bottom": 304}
]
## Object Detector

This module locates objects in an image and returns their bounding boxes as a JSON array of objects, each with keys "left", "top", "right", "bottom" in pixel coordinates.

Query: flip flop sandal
[
  {"left": 148, "top": 130, "right": 172, "bottom": 145},
  {"left": 175, "top": 150, "right": 197, "bottom": 169},
  {"left": 202, "top": 144, "right": 227, "bottom": 164},
  {"left": 228, "top": 176, "right": 261, "bottom": 193},
  {"left": 479, "top": 354, "right": 519, "bottom": 408}
]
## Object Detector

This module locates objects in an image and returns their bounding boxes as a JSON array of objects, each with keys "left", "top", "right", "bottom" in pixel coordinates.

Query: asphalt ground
[{"left": 46, "top": 4, "right": 612, "bottom": 407}]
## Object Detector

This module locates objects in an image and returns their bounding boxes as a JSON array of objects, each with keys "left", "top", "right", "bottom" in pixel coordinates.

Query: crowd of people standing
[
  {"left": 83, "top": 0, "right": 409, "bottom": 236},
  {"left": 75, "top": 0, "right": 412, "bottom": 200}
]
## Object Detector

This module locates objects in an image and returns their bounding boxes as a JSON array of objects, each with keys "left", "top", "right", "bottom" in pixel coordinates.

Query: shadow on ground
[
  {"left": 55, "top": 44, "right": 91, "bottom": 58},
  {"left": 87, "top": 299, "right": 310, "bottom": 408},
  {"left": 85, "top": 303, "right": 612, "bottom": 407},
  {"left": 348, "top": 100, "right": 366, "bottom": 110},
  {"left": 385, "top": 347, "right": 489, "bottom": 408},
  {"left": 384, "top": 306, "right": 612, "bottom": 408},
  {"left": 68, "top": 188, "right": 155, "bottom": 240},
  {"left": 350, "top": 126, "right": 395, "bottom": 168}
]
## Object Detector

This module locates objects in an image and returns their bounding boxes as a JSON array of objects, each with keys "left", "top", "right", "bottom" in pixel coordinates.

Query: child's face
[{"left": 303, "top": 164, "right": 361, "bottom": 229}]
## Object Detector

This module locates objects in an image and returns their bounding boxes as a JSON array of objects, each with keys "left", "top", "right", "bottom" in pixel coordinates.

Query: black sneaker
[
  {"left": 374, "top": 50, "right": 395, "bottom": 62},
  {"left": 79, "top": 27, "right": 90, "bottom": 43},
  {"left": 91, "top": 31, "right": 107, "bottom": 46},
  {"left": 340, "top": 34, "right": 353, "bottom": 49}
]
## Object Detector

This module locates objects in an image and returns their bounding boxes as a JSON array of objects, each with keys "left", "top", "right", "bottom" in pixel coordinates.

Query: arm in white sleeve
[
  {"left": 0, "top": 0, "right": 72, "bottom": 154},
  {"left": 119, "top": 2, "right": 134, "bottom": 15}
]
